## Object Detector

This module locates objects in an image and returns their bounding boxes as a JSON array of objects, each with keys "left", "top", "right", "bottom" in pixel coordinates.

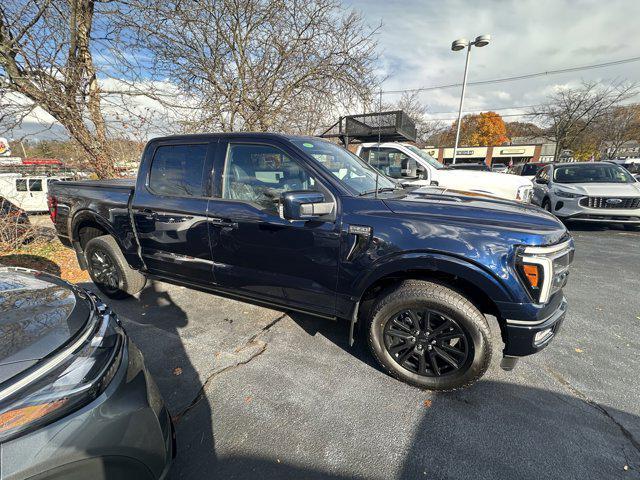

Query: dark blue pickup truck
[{"left": 49, "top": 133, "right": 574, "bottom": 390}]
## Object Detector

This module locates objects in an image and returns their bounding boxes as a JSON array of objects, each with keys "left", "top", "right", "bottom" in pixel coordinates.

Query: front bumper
[
  {"left": 0, "top": 340, "right": 174, "bottom": 480},
  {"left": 503, "top": 297, "right": 567, "bottom": 357},
  {"left": 552, "top": 197, "right": 640, "bottom": 224}
]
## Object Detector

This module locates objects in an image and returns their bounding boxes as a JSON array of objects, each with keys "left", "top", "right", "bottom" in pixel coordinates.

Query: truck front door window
[
  {"left": 222, "top": 144, "right": 316, "bottom": 212},
  {"left": 148, "top": 144, "right": 208, "bottom": 197}
]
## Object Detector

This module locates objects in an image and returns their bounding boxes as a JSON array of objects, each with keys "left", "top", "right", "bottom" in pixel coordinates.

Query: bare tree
[
  {"left": 595, "top": 104, "right": 640, "bottom": 159},
  {"left": 119, "top": 0, "right": 379, "bottom": 134},
  {"left": 529, "top": 81, "right": 638, "bottom": 161},
  {"left": 0, "top": 0, "right": 120, "bottom": 177}
]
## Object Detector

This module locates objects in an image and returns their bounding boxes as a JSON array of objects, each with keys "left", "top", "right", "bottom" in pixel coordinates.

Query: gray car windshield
[
  {"left": 404, "top": 145, "right": 445, "bottom": 170},
  {"left": 554, "top": 164, "right": 635, "bottom": 184},
  {"left": 291, "top": 139, "right": 397, "bottom": 195}
]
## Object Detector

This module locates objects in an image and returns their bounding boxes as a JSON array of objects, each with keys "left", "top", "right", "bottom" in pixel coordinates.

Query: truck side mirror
[
  {"left": 535, "top": 177, "right": 548, "bottom": 185},
  {"left": 281, "top": 191, "right": 334, "bottom": 221}
]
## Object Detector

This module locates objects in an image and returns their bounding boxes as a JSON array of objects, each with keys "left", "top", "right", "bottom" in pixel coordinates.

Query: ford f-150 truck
[{"left": 49, "top": 133, "right": 574, "bottom": 390}]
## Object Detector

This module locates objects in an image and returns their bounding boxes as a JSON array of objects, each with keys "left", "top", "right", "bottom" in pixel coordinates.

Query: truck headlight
[
  {"left": 0, "top": 296, "right": 124, "bottom": 442},
  {"left": 516, "top": 185, "right": 532, "bottom": 202},
  {"left": 516, "top": 240, "right": 574, "bottom": 304}
]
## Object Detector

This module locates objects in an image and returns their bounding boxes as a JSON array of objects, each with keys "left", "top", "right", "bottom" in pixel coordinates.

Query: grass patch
[{"left": 0, "top": 239, "right": 89, "bottom": 283}]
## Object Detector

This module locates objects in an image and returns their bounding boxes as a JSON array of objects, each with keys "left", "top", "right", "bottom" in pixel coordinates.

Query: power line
[
  {"left": 427, "top": 104, "right": 541, "bottom": 115},
  {"left": 382, "top": 55, "right": 640, "bottom": 95},
  {"left": 426, "top": 112, "right": 538, "bottom": 122}
]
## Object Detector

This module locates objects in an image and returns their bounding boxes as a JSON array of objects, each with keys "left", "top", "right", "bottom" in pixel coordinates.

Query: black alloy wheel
[
  {"left": 383, "top": 308, "right": 471, "bottom": 377},
  {"left": 88, "top": 248, "right": 121, "bottom": 295}
]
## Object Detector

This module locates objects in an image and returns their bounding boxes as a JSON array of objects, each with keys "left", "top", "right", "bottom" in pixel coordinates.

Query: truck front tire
[
  {"left": 85, "top": 235, "right": 146, "bottom": 299},
  {"left": 366, "top": 280, "right": 492, "bottom": 391}
]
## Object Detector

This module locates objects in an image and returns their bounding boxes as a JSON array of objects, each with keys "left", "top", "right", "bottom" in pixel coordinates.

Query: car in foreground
[
  {"left": 49, "top": 133, "right": 573, "bottom": 391},
  {"left": 355, "top": 142, "right": 533, "bottom": 202},
  {"left": 0, "top": 267, "right": 174, "bottom": 479},
  {"left": 532, "top": 162, "right": 640, "bottom": 230}
]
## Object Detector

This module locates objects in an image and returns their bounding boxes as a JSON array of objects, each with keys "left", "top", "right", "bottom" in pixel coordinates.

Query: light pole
[{"left": 450, "top": 34, "right": 491, "bottom": 164}]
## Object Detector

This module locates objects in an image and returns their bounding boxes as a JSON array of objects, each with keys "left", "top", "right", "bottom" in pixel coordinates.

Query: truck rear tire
[
  {"left": 85, "top": 235, "right": 146, "bottom": 299},
  {"left": 366, "top": 280, "right": 492, "bottom": 391}
]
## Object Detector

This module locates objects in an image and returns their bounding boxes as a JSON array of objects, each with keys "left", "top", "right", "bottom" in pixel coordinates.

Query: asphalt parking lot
[{"left": 92, "top": 224, "right": 640, "bottom": 480}]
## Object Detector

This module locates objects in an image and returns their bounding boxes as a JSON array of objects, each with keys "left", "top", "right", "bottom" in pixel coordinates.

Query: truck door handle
[
  {"left": 208, "top": 217, "right": 238, "bottom": 229},
  {"left": 140, "top": 208, "right": 157, "bottom": 220}
]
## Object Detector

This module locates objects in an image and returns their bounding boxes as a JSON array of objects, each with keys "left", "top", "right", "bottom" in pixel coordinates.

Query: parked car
[
  {"left": 510, "top": 162, "right": 550, "bottom": 181},
  {"left": 49, "top": 133, "right": 574, "bottom": 391},
  {"left": 447, "top": 163, "right": 490, "bottom": 172},
  {"left": 0, "top": 267, "right": 174, "bottom": 479},
  {"left": 532, "top": 162, "right": 640, "bottom": 230},
  {"left": 0, "top": 175, "right": 73, "bottom": 213},
  {"left": 355, "top": 142, "right": 533, "bottom": 202},
  {"left": 491, "top": 163, "right": 508, "bottom": 173}
]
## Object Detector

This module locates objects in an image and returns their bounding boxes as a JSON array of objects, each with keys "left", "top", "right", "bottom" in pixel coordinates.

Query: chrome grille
[{"left": 579, "top": 197, "right": 640, "bottom": 209}]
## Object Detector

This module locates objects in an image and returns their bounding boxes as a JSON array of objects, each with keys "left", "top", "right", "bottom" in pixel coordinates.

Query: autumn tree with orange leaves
[{"left": 444, "top": 111, "right": 510, "bottom": 146}]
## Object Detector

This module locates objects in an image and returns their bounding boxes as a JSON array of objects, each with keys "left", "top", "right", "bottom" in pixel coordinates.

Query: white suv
[
  {"left": 532, "top": 162, "right": 640, "bottom": 230},
  {"left": 354, "top": 142, "right": 533, "bottom": 202}
]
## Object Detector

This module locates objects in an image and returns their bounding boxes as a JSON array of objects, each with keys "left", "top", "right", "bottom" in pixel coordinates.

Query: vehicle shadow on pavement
[
  {"left": 80, "top": 279, "right": 215, "bottom": 469},
  {"left": 170, "top": 378, "right": 640, "bottom": 480},
  {"left": 565, "top": 221, "right": 639, "bottom": 234},
  {"left": 287, "top": 311, "right": 384, "bottom": 372}
]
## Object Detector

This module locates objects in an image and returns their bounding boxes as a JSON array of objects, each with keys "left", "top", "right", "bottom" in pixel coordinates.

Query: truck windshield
[
  {"left": 404, "top": 145, "right": 445, "bottom": 170},
  {"left": 554, "top": 164, "right": 635, "bottom": 184},
  {"left": 291, "top": 139, "right": 397, "bottom": 195}
]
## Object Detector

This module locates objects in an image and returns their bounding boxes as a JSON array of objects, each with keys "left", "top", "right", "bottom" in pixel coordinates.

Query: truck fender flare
[
  {"left": 70, "top": 209, "right": 139, "bottom": 269},
  {"left": 354, "top": 252, "right": 514, "bottom": 304}
]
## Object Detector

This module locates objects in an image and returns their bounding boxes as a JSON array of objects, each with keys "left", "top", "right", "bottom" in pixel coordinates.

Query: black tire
[
  {"left": 366, "top": 280, "right": 492, "bottom": 391},
  {"left": 623, "top": 224, "right": 640, "bottom": 231},
  {"left": 85, "top": 235, "right": 146, "bottom": 299},
  {"left": 542, "top": 198, "right": 552, "bottom": 212}
]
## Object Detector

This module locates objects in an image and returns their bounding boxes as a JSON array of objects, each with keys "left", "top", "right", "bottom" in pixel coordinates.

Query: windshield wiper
[{"left": 358, "top": 187, "right": 399, "bottom": 196}]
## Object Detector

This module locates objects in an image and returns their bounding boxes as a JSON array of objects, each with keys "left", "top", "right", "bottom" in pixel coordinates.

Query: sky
[
  {"left": 345, "top": 0, "right": 640, "bottom": 122},
  {"left": 5, "top": 0, "right": 640, "bottom": 141}
]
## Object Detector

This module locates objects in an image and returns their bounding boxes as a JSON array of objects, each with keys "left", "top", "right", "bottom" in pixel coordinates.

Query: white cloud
[{"left": 346, "top": 0, "right": 640, "bottom": 122}]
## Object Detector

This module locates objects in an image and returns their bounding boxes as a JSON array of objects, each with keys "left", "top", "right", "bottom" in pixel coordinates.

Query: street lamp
[{"left": 450, "top": 34, "right": 491, "bottom": 164}]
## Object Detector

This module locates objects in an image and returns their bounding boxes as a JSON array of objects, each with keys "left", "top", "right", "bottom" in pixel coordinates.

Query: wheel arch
[
  {"left": 354, "top": 253, "right": 513, "bottom": 326},
  {"left": 70, "top": 210, "right": 142, "bottom": 270}
]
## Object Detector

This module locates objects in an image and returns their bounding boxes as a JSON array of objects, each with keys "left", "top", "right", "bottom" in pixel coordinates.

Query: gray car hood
[{"left": 0, "top": 268, "right": 92, "bottom": 384}]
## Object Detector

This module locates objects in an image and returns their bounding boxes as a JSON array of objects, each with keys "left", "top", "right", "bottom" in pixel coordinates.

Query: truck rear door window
[
  {"left": 28, "top": 179, "right": 43, "bottom": 191},
  {"left": 149, "top": 144, "right": 208, "bottom": 197}
]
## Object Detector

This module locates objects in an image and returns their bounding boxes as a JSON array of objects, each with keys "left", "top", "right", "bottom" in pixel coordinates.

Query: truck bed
[
  {"left": 48, "top": 179, "right": 136, "bottom": 248},
  {"left": 54, "top": 178, "right": 136, "bottom": 190}
]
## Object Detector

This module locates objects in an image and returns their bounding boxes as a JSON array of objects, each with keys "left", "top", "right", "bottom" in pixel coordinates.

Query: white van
[{"left": 0, "top": 175, "right": 73, "bottom": 213}]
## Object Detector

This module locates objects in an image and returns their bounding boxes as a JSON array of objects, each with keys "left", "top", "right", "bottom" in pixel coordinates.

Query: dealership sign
[{"left": 0, "top": 138, "right": 11, "bottom": 157}]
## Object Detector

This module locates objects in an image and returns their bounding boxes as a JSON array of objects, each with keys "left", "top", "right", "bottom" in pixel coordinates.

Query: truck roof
[{"left": 149, "top": 132, "right": 320, "bottom": 143}]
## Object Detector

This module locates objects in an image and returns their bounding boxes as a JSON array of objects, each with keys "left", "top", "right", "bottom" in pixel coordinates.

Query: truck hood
[
  {"left": 0, "top": 268, "right": 91, "bottom": 384},
  {"left": 384, "top": 187, "right": 567, "bottom": 243},
  {"left": 552, "top": 182, "right": 640, "bottom": 197}
]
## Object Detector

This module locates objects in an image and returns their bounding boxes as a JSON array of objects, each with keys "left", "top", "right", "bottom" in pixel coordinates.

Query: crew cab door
[
  {"left": 131, "top": 139, "right": 216, "bottom": 284},
  {"left": 207, "top": 138, "right": 340, "bottom": 316}
]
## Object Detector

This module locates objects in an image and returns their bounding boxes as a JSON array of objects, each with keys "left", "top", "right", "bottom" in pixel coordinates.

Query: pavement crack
[
  {"left": 545, "top": 366, "right": 640, "bottom": 458},
  {"left": 171, "top": 313, "right": 286, "bottom": 424}
]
